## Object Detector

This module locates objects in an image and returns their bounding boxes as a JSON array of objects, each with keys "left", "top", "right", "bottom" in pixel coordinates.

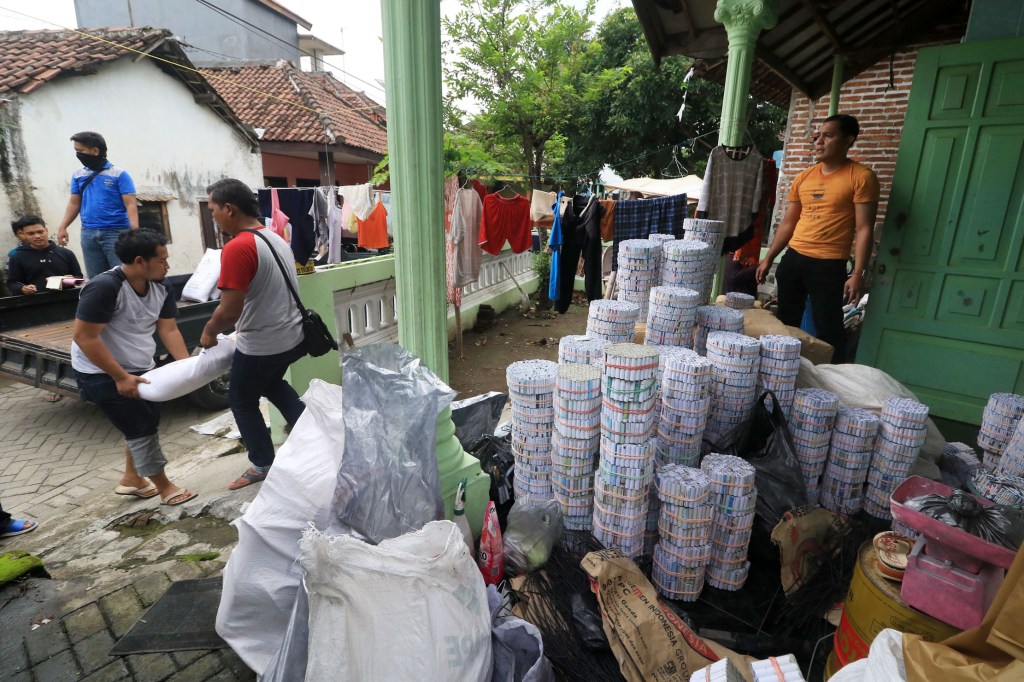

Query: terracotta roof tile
[
  {"left": 201, "top": 62, "right": 387, "bottom": 157},
  {"left": 0, "top": 27, "right": 169, "bottom": 95}
]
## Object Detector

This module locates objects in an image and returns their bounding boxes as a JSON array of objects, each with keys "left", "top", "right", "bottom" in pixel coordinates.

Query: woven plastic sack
[
  {"left": 216, "top": 379, "right": 344, "bottom": 675},
  {"left": 300, "top": 521, "right": 492, "bottom": 681}
]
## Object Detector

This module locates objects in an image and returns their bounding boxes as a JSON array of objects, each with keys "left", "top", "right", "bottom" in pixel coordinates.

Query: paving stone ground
[
  {"left": 0, "top": 380, "right": 224, "bottom": 521},
  {"left": 7, "top": 562, "right": 255, "bottom": 682}
]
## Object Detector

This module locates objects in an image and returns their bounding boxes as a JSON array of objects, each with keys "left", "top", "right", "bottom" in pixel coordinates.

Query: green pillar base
[{"left": 436, "top": 406, "right": 490, "bottom": 537}]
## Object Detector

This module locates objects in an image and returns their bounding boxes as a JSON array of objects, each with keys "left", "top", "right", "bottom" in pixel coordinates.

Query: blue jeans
[
  {"left": 230, "top": 342, "right": 307, "bottom": 468},
  {"left": 82, "top": 229, "right": 128, "bottom": 278}
]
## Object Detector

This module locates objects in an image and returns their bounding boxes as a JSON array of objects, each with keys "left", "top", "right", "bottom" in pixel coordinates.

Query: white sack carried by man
[{"left": 136, "top": 334, "right": 235, "bottom": 402}]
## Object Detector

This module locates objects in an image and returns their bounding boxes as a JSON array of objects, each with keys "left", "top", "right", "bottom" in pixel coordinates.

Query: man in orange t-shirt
[{"left": 755, "top": 114, "right": 879, "bottom": 362}]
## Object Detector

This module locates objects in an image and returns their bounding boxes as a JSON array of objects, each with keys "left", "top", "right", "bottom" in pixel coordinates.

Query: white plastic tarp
[{"left": 602, "top": 175, "right": 703, "bottom": 200}]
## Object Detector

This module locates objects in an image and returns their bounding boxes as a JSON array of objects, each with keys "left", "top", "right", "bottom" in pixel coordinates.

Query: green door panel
[
  {"left": 875, "top": 330, "right": 1024, "bottom": 424},
  {"left": 859, "top": 38, "right": 1024, "bottom": 425}
]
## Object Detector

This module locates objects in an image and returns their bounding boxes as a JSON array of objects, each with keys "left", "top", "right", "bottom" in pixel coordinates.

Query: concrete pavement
[
  {"left": 0, "top": 379, "right": 267, "bottom": 681},
  {"left": 0, "top": 381, "right": 221, "bottom": 521}
]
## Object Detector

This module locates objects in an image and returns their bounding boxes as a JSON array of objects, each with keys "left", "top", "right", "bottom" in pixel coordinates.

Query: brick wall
[{"left": 774, "top": 46, "right": 927, "bottom": 244}]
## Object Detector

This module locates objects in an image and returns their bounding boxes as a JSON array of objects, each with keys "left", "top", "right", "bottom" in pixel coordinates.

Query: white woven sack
[
  {"left": 137, "top": 334, "right": 235, "bottom": 402},
  {"left": 300, "top": 521, "right": 492, "bottom": 682}
]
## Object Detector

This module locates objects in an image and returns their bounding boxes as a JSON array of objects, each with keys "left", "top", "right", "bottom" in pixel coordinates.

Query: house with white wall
[{"left": 0, "top": 27, "right": 262, "bottom": 279}]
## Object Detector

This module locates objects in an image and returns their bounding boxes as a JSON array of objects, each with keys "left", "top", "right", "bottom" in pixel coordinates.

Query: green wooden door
[{"left": 858, "top": 38, "right": 1024, "bottom": 425}]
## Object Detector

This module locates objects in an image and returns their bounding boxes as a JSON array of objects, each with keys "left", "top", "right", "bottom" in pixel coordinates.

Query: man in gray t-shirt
[
  {"left": 201, "top": 179, "right": 307, "bottom": 491},
  {"left": 72, "top": 230, "right": 196, "bottom": 506}
]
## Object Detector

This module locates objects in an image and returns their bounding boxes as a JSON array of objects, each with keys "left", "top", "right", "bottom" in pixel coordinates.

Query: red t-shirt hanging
[
  {"left": 471, "top": 179, "right": 489, "bottom": 202},
  {"left": 479, "top": 194, "right": 531, "bottom": 255},
  {"left": 356, "top": 199, "right": 389, "bottom": 249}
]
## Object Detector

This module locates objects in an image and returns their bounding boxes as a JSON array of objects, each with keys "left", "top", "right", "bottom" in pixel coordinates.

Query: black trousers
[
  {"left": 775, "top": 248, "right": 848, "bottom": 362},
  {"left": 556, "top": 228, "right": 601, "bottom": 314}
]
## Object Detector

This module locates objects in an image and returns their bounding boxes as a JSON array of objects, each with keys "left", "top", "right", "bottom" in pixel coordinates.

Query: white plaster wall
[{"left": 8, "top": 57, "right": 262, "bottom": 275}]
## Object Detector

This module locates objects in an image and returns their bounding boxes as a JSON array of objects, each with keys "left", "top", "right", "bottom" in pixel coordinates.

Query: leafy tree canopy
[
  {"left": 559, "top": 6, "right": 786, "bottom": 180},
  {"left": 444, "top": 0, "right": 601, "bottom": 188},
  {"left": 441, "top": 3, "right": 786, "bottom": 186}
]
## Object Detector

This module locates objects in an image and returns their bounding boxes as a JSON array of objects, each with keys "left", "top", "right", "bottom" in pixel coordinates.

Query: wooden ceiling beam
[
  {"left": 755, "top": 45, "right": 813, "bottom": 98},
  {"left": 799, "top": 0, "right": 844, "bottom": 50}
]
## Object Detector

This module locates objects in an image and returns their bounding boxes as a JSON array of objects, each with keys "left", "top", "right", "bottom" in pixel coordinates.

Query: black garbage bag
[
  {"left": 710, "top": 391, "right": 809, "bottom": 531},
  {"left": 451, "top": 392, "right": 508, "bottom": 449},
  {"left": 470, "top": 434, "right": 516, "bottom": 528},
  {"left": 570, "top": 589, "right": 609, "bottom": 651},
  {"left": 905, "top": 490, "right": 1024, "bottom": 550}
]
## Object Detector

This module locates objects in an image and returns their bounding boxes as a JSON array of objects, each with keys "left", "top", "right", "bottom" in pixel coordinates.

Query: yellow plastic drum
[{"left": 832, "top": 541, "right": 960, "bottom": 670}]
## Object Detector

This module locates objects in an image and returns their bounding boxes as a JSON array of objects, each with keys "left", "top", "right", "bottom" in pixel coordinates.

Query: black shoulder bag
[{"left": 244, "top": 229, "right": 338, "bottom": 357}]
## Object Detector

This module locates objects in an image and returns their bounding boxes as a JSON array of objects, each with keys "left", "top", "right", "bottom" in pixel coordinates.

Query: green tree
[
  {"left": 560, "top": 7, "right": 786, "bottom": 180},
  {"left": 443, "top": 0, "right": 599, "bottom": 188}
]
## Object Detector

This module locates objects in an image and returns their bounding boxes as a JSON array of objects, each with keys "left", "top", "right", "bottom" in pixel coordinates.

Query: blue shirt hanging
[{"left": 547, "top": 191, "right": 565, "bottom": 301}]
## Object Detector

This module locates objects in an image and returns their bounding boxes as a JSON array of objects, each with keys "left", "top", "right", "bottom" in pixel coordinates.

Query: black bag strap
[
  {"left": 78, "top": 168, "right": 103, "bottom": 193},
  {"left": 241, "top": 228, "right": 308, "bottom": 317}
]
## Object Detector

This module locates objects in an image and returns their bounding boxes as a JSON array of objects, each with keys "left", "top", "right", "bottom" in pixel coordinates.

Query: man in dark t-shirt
[
  {"left": 7, "top": 216, "right": 83, "bottom": 295},
  {"left": 71, "top": 230, "right": 196, "bottom": 506}
]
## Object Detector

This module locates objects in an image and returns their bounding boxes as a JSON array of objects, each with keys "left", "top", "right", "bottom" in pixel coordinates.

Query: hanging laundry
[
  {"left": 530, "top": 189, "right": 571, "bottom": 229},
  {"left": 547, "top": 191, "right": 565, "bottom": 301},
  {"left": 725, "top": 157, "right": 778, "bottom": 297},
  {"left": 470, "top": 179, "right": 488, "bottom": 203},
  {"left": 327, "top": 189, "right": 347, "bottom": 263},
  {"left": 612, "top": 193, "right": 687, "bottom": 269},
  {"left": 269, "top": 188, "right": 291, "bottom": 243},
  {"left": 379, "top": 192, "right": 394, "bottom": 238},
  {"left": 258, "top": 188, "right": 317, "bottom": 264},
  {"left": 449, "top": 188, "right": 483, "bottom": 287},
  {"left": 308, "top": 187, "right": 331, "bottom": 262},
  {"left": 697, "top": 145, "right": 764, "bottom": 252},
  {"left": 338, "top": 184, "right": 375, "bottom": 221},
  {"left": 444, "top": 175, "right": 463, "bottom": 306},
  {"left": 356, "top": 197, "right": 389, "bottom": 250},
  {"left": 479, "top": 193, "right": 531, "bottom": 255},
  {"left": 599, "top": 198, "right": 616, "bottom": 242},
  {"left": 557, "top": 194, "right": 605, "bottom": 312},
  {"left": 734, "top": 157, "right": 778, "bottom": 267}
]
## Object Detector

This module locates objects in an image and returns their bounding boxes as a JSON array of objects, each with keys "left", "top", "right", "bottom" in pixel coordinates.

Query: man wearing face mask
[{"left": 56, "top": 131, "right": 138, "bottom": 278}]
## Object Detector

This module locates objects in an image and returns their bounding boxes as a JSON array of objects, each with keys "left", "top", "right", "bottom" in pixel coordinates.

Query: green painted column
[
  {"left": 381, "top": 0, "right": 489, "bottom": 535},
  {"left": 380, "top": 0, "right": 448, "bottom": 380},
  {"left": 829, "top": 55, "right": 844, "bottom": 115},
  {"left": 714, "top": 0, "right": 779, "bottom": 146}
]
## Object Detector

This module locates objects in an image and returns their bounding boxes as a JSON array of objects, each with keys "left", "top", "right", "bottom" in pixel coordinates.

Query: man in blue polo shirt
[{"left": 56, "top": 131, "right": 138, "bottom": 278}]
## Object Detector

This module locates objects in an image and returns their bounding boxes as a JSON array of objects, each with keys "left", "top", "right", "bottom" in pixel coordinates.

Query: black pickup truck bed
[{"left": 0, "top": 275, "right": 224, "bottom": 406}]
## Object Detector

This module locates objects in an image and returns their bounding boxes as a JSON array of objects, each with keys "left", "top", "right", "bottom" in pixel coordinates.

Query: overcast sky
[{"left": 0, "top": 0, "right": 628, "bottom": 105}]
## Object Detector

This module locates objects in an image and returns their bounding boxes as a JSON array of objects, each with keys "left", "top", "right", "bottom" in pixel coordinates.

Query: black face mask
[{"left": 77, "top": 152, "right": 106, "bottom": 170}]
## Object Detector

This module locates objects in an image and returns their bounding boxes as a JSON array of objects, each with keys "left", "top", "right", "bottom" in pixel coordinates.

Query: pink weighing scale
[{"left": 890, "top": 476, "right": 1016, "bottom": 631}]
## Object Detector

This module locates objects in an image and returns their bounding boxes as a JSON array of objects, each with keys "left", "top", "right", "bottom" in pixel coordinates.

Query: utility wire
[
  {"left": 1, "top": 6, "right": 706, "bottom": 180},
  {"left": 190, "top": 0, "right": 386, "bottom": 97}
]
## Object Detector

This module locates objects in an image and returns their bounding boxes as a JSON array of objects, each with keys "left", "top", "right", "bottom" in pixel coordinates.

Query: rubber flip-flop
[
  {"left": 114, "top": 484, "right": 159, "bottom": 499},
  {"left": 161, "top": 490, "right": 198, "bottom": 506},
  {"left": 1, "top": 519, "right": 38, "bottom": 538},
  {"left": 45, "top": 393, "right": 63, "bottom": 403},
  {"left": 227, "top": 469, "right": 268, "bottom": 490}
]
